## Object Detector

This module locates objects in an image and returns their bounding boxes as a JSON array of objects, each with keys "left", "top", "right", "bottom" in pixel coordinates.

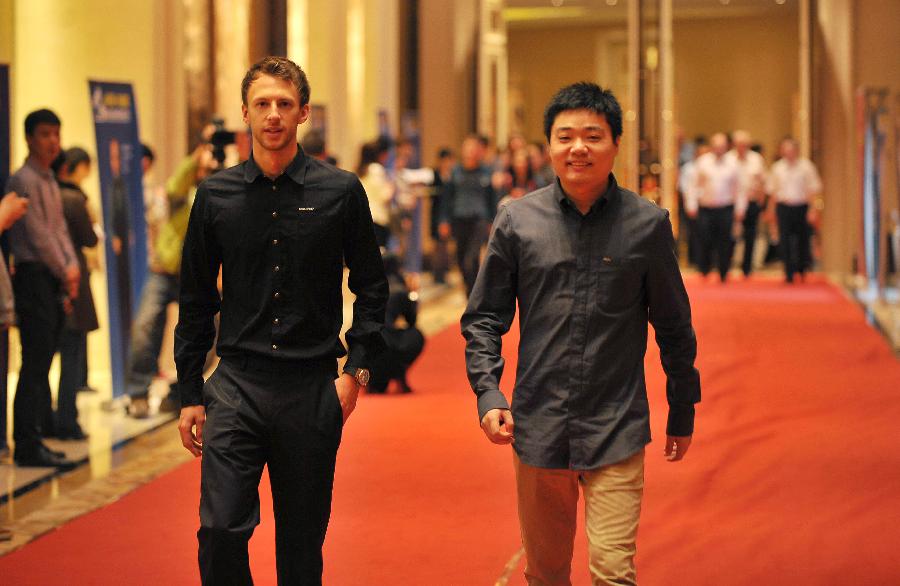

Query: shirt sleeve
[
  {"left": 342, "top": 176, "right": 389, "bottom": 372},
  {"left": 461, "top": 205, "right": 517, "bottom": 421},
  {"left": 174, "top": 185, "right": 222, "bottom": 407},
  {"left": 6, "top": 175, "right": 74, "bottom": 281},
  {"left": 805, "top": 160, "right": 823, "bottom": 198},
  {"left": 645, "top": 210, "right": 701, "bottom": 436}
]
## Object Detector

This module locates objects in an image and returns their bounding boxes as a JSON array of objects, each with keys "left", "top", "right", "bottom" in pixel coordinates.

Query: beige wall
[
  {"left": 674, "top": 15, "right": 799, "bottom": 159},
  {"left": 420, "top": 0, "right": 478, "bottom": 164},
  {"left": 816, "top": 0, "right": 900, "bottom": 277},
  {"left": 508, "top": 25, "right": 614, "bottom": 145},
  {"left": 0, "top": 0, "right": 12, "bottom": 64}
]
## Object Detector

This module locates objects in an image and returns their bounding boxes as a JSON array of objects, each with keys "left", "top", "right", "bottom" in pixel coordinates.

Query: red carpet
[{"left": 2, "top": 276, "right": 900, "bottom": 585}]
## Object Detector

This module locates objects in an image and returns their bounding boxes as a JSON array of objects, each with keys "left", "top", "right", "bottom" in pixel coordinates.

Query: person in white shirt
[
  {"left": 687, "top": 133, "right": 744, "bottom": 282},
  {"left": 767, "top": 137, "right": 823, "bottom": 283},
  {"left": 678, "top": 141, "right": 709, "bottom": 267},
  {"left": 726, "top": 130, "right": 767, "bottom": 277},
  {"left": 356, "top": 139, "right": 394, "bottom": 247}
]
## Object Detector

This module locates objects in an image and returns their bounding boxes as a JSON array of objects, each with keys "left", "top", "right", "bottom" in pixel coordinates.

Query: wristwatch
[{"left": 345, "top": 366, "right": 370, "bottom": 387}]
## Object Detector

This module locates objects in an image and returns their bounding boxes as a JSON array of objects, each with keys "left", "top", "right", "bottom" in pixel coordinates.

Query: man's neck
[
  {"left": 561, "top": 178, "right": 609, "bottom": 215},
  {"left": 254, "top": 144, "right": 298, "bottom": 179},
  {"left": 27, "top": 153, "right": 52, "bottom": 172}
]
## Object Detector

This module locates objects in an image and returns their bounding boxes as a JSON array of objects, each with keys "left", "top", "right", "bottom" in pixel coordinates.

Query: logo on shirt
[{"left": 298, "top": 207, "right": 315, "bottom": 212}]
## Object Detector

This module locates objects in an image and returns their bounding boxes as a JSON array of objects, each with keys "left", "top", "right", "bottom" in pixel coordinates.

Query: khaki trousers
[{"left": 513, "top": 449, "right": 645, "bottom": 586}]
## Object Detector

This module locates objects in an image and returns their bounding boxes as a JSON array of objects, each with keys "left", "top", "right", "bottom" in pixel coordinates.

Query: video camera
[{"left": 209, "top": 117, "right": 236, "bottom": 166}]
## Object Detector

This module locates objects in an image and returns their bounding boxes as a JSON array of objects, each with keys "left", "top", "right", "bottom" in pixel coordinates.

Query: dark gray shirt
[
  {"left": 439, "top": 164, "right": 497, "bottom": 223},
  {"left": 462, "top": 175, "right": 700, "bottom": 470},
  {"left": 5, "top": 157, "right": 77, "bottom": 281}
]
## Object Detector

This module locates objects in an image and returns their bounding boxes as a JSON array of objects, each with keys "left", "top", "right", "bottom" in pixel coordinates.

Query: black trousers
[
  {"left": 198, "top": 358, "right": 342, "bottom": 586},
  {"left": 697, "top": 206, "right": 736, "bottom": 281},
  {"left": 451, "top": 218, "right": 488, "bottom": 297},
  {"left": 12, "top": 264, "right": 64, "bottom": 453},
  {"left": 740, "top": 201, "right": 762, "bottom": 276},
  {"left": 776, "top": 203, "right": 811, "bottom": 282}
]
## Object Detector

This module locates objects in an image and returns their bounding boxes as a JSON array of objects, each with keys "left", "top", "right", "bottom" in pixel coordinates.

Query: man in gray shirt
[
  {"left": 462, "top": 83, "right": 700, "bottom": 585},
  {"left": 5, "top": 109, "right": 79, "bottom": 469},
  {"left": 438, "top": 135, "right": 498, "bottom": 296}
]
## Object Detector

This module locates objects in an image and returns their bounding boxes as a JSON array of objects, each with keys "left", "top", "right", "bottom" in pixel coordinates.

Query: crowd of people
[{"left": 678, "top": 131, "right": 824, "bottom": 283}]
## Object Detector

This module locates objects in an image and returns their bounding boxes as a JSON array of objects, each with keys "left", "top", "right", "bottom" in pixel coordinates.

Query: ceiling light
[
  {"left": 606, "top": 0, "right": 618, "bottom": 6},
  {"left": 551, "top": 0, "right": 564, "bottom": 6}
]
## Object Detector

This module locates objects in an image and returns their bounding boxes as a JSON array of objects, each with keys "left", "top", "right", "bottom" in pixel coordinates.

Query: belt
[{"left": 221, "top": 352, "right": 336, "bottom": 375}]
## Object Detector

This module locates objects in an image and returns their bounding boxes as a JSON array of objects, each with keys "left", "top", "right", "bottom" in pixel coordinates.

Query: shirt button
[
  {"left": 272, "top": 344, "right": 278, "bottom": 351},
  {"left": 272, "top": 211, "right": 278, "bottom": 219},
  {"left": 272, "top": 185, "right": 277, "bottom": 191},
  {"left": 273, "top": 291, "right": 281, "bottom": 299},
  {"left": 273, "top": 317, "right": 280, "bottom": 325},
  {"left": 272, "top": 239, "right": 279, "bottom": 246},
  {"left": 274, "top": 265, "right": 280, "bottom": 272}
]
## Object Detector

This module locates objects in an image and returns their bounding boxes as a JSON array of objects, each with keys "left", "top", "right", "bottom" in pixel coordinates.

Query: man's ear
[
  {"left": 241, "top": 104, "right": 249, "bottom": 127},
  {"left": 298, "top": 103, "right": 311, "bottom": 126}
]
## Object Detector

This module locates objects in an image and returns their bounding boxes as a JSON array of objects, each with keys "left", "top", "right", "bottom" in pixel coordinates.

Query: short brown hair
[{"left": 241, "top": 56, "right": 310, "bottom": 107}]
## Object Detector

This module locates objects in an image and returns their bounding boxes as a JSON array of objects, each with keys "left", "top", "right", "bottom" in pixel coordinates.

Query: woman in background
[{"left": 53, "top": 147, "right": 99, "bottom": 440}]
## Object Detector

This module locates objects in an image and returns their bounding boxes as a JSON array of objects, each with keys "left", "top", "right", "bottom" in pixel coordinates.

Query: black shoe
[{"left": 14, "top": 448, "right": 78, "bottom": 470}]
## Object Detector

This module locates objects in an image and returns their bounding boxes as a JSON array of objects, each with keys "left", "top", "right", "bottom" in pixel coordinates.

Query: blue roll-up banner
[
  {"left": 89, "top": 81, "right": 146, "bottom": 398},
  {"left": 1, "top": 63, "right": 10, "bottom": 441}
]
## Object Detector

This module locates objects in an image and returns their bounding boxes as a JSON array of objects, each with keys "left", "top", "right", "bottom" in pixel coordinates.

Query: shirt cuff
[
  {"left": 476, "top": 389, "right": 510, "bottom": 422},
  {"left": 178, "top": 380, "right": 203, "bottom": 407},
  {"left": 666, "top": 404, "right": 696, "bottom": 437}
]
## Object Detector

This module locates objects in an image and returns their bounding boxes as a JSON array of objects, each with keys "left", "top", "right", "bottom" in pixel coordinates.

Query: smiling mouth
[{"left": 568, "top": 161, "right": 591, "bottom": 167}]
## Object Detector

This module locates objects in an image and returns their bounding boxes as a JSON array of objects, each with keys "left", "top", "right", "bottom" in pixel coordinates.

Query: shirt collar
[
  {"left": 25, "top": 156, "right": 55, "bottom": 179},
  {"left": 555, "top": 173, "right": 618, "bottom": 215},
  {"left": 243, "top": 146, "right": 307, "bottom": 185}
]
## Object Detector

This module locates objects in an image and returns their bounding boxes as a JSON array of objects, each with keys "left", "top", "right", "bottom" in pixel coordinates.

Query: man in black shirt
[
  {"left": 462, "top": 83, "right": 700, "bottom": 585},
  {"left": 175, "top": 56, "right": 387, "bottom": 585}
]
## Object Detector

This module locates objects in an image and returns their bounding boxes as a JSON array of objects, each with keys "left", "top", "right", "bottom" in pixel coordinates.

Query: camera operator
[{"left": 125, "top": 137, "right": 218, "bottom": 418}]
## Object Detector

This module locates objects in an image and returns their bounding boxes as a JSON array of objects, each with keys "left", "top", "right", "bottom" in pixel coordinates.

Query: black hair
[
  {"left": 141, "top": 143, "right": 155, "bottom": 163},
  {"left": 300, "top": 130, "right": 326, "bottom": 156},
  {"left": 356, "top": 141, "right": 380, "bottom": 177},
  {"left": 24, "top": 108, "right": 61, "bottom": 136},
  {"left": 63, "top": 147, "right": 91, "bottom": 175},
  {"left": 51, "top": 147, "right": 92, "bottom": 177},
  {"left": 437, "top": 147, "right": 453, "bottom": 160},
  {"left": 543, "top": 82, "right": 622, "bottom": 143}
]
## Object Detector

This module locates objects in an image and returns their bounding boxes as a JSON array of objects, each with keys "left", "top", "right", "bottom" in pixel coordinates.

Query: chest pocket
[{"left": 595, "top": 259, "right": 642, "bottom": 313}]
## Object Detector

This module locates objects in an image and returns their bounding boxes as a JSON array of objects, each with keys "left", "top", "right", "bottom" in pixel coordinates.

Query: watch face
[{"left": 356, "top": 368, "right": 371, "bottom": 386}]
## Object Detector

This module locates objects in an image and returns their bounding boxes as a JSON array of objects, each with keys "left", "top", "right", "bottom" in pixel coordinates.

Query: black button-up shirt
[
  {"left": 462, "top": 175, "right": 700, "bottom": 470},
  {"left": 175, "top": 149, "right": 388, "bottom": 407}
]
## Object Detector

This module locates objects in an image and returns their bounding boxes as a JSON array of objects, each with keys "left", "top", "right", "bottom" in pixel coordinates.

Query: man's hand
[
  {"left": 480, "top": 408, "right": 515, "bottom": 445},
  {"left": 664, "top": 435, "right": 692, "bottom": 462},
  {"left": 179, "top": 405, "right": 206, "bottom": 457},
  {"left": 64, "top": 265, "right": 80, "bottom": 299},
  {"left": 335, "top": 373, "right": 360, "bottom": 424},
  {"left": 0, "top": 191, "right": 28, "bottom": 231}
]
